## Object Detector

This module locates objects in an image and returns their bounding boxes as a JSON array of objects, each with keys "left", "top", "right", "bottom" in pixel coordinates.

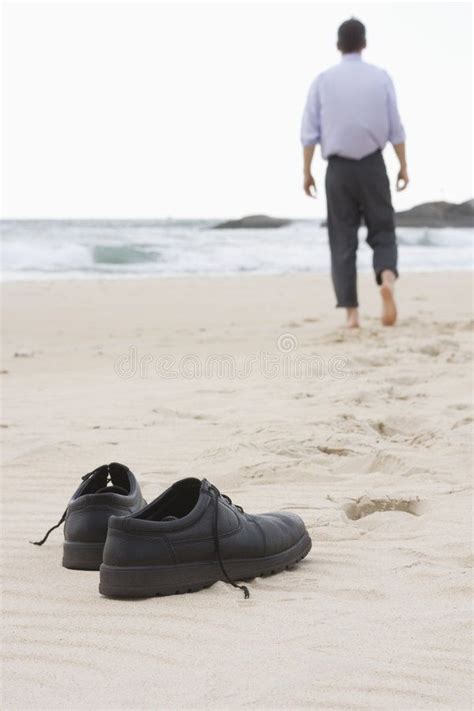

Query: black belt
[{"left": 328, "top": 148, "right": 382, "bottom": 162}]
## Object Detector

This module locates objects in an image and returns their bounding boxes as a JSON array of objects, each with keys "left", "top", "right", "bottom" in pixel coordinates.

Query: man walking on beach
[{"left": 301, "top": 18, "right": 408, "bottom": 328}]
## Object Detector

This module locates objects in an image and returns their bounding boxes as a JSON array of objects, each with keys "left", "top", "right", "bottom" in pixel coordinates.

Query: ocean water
[{"left": 1, "top": 219, "right": 472, "bottom": 281}]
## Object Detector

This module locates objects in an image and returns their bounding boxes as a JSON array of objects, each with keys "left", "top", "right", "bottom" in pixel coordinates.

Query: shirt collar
[{"left": 341, "top": 53, "right": 363, "bottom": 62}]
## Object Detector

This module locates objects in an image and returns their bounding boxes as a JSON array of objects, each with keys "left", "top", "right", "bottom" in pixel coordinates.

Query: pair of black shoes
[{"left": 32, "top": 463, "right": 312, "bottom": 599}]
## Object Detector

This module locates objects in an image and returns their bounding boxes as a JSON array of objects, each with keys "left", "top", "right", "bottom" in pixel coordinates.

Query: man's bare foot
[
  {"left": 380, "top": 271, "right": 397, "bottom": 326},
  {"left": 345, "top": 307, "right": 360, "bottom": 329}
]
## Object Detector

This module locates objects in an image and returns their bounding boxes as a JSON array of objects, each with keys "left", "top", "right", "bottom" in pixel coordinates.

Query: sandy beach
[{"left": 1, "top": 271, "right": 472, "bottom": 710}]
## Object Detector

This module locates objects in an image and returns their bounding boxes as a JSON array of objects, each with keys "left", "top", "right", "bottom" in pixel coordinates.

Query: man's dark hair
[{"left": 337, "top": 18, "right": 366, "bottom": 53}]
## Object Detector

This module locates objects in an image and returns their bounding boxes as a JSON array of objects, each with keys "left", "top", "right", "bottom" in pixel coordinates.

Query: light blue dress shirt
[{"left": 301, "top": 53, "right": 406, "bottom": 160}]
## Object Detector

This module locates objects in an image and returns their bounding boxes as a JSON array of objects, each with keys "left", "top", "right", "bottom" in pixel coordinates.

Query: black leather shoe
[
  {"left": 31, "top": 463, "right": 146, "bottom": 570},
  {"left": 99, "top": 477, "right": 311, "bottom": 598}
]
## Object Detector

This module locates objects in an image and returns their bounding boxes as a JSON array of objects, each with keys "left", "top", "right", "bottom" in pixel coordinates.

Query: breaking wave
[{"left": 1, "top": 219, "right": 472, "bottom": 281}]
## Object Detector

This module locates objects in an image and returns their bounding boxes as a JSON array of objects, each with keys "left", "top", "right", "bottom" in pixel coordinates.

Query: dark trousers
[{"left": 325, "top": 150, "right": 398, "bottom": 308}]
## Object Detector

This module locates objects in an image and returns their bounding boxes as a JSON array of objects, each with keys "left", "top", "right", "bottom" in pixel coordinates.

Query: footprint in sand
[
  {"left": 409, "top": 431, "right": 437, "bottom": 447},
  {"left": 317, "top": 445, "right": 355, "bottom": 457},
  {"left": 439, "top": 338, "right": 460, "bottom": 349},
  {"left": 418, "top": 344, "right": 441, "bottom": 357},
  {"left": 368, "top": 420, "right": 399, "bottom": 438},
  {"left": 417, "top": 338, "right": 463, "bottom": 359},
  {"left": 152, "top": 407, "right": 207, "bottom": 421},
  {"left": 354, "top": 354, "right": 396, "bottom": 367},
  {"left": 368, "top": 417, "right": 422, "bottom": 439},
  {"left": 389, "top": 375, "right": 420, "bottom": 386},
  {"left": 447, "top": 351, "right": 473, "bottom": 364},
  {"left": 343, "top": 495, "right": 424, "bottom": 521},
  {"left": 451, "top": 416, "right": 473, "bottom": 430}
]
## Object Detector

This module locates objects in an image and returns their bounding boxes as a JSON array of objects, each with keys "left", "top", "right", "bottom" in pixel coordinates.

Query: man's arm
[
  {"left": 303, "top": 145, "right": 316, "bottom": 197},
  {"left": 386, "top": 72, "right": 409, "bottom": 191},
  {"left": 301, "top": 78, "right": 320, "bottom": 197},
  {"left": 393, "top": 142, "right": 409, "bottom": 191}
]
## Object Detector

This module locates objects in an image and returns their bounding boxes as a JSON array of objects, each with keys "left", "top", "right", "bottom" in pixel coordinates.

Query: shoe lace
[
  {"left": 30, "top": 470, "right": 94, "bottom": 546},
  {"left": 209, "top": 485, "right": 250, "bottom": 600}
]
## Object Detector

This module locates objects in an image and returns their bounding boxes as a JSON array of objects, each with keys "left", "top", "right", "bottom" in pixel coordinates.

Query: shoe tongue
[
  {"left": 95, "top": 485, "right": 129, "bottom": 495},
  {"left": 108, "top": 462, "right": 130, "bottom": 491},
  {"left": 82, "top": 463, "right": 131, "bottom": 494}
]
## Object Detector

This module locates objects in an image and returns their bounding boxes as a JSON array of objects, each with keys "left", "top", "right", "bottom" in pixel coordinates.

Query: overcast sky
[{"left": 2, "top": 0, "right": 472, "bottom": 219}]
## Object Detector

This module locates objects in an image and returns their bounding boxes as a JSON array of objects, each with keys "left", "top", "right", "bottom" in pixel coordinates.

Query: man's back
[{"left": 301, "top": 54, "right": 405, "bottom": 161}]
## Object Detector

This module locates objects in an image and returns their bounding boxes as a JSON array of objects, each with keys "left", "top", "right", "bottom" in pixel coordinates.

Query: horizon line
[{"left": 1, "top": 198, "right": 472, "bottom": 223}]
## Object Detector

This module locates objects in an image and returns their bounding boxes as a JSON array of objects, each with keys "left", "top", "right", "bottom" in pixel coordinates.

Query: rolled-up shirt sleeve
[
  {"left": 385, "top": 72, "right": 406, "bottom": 145},
  {"left": 301, "top": 77, "right": 321, "bottom": 147}
]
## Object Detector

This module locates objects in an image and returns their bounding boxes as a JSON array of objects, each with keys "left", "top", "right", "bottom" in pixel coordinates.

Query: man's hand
[
  {"left": 303, "top": 173, "right": 316, "bottom": 197},
  {"left": 396, "top": 166, "right": 409, "bottom": 191}
]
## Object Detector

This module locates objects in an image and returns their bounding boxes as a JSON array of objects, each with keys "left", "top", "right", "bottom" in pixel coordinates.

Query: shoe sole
[
  {"left": 99, "top": 531, "right": 312, "bottom": 598},
  {"left": 63, "top": 541, "right": 104, "bottom": 570}
]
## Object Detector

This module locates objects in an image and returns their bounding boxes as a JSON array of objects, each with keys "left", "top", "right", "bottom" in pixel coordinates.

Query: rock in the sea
[
  {"left": 395, "top": 200, "right": 473, "bottom": 228},
  {"left": 213, "top": 214, "right": 292, "bottom": 229}
]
